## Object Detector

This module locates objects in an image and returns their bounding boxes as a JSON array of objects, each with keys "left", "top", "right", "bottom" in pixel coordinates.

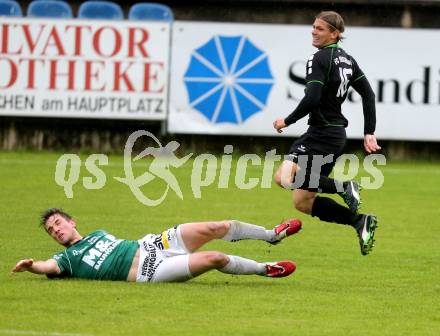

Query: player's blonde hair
[{"left": 316, "top": 11, "right": 345, "bottom": 41}]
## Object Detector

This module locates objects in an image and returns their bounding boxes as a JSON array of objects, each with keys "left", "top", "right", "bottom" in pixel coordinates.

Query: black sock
[
  {"left": 293, "top": 170, "right": 343, "bottom": 194},
  {"left": 311, "top": 196, "right": 360, "bottom": 225}
]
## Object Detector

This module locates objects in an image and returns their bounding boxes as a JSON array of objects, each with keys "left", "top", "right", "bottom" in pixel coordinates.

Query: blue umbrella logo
[{"left": 183, "top": 35, "right": 274, "bottom": 124}]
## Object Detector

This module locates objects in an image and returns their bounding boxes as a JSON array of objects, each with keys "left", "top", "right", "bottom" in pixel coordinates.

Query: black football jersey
[{"left": 305, "top": 43, "right": 365, "bottom": 127}]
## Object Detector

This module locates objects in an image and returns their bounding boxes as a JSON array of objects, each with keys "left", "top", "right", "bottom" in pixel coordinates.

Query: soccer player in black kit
[{"left": 273, "top": 11, "right": 381, "bottom": 255}]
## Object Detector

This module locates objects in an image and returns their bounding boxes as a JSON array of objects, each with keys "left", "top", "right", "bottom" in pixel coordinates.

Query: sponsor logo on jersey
[
  {"left": 82, "top": 234, "right": 121, "bottom": 270},
  {"left": 88, "top": 236, "right": 99, "bottom": 244},
  {"left": 334, "top": 56, "right": 352, "bottom": 66},
  {"left": 72, "top": 247, "right": 88, "bottom": 256},
  {"left": 152, "top": 235, "right": 165, "bottom": 250}
]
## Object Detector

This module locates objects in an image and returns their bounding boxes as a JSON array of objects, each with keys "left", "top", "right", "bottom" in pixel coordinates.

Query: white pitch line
[{"left": 0, "top": 329, "right": 93, "bottom": 336}]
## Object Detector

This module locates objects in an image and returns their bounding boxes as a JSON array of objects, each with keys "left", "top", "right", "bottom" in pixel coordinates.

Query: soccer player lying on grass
[{"left": 12, "top": 208, "right": 302, "bottom": 282}]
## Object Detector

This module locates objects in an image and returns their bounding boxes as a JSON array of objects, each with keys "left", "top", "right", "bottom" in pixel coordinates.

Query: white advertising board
[
  {"left": 169, "top": 21, "right": 440, "bottom": 140},
  {"left": 0, "top": 18, "right": 170, "bottom": 120}
]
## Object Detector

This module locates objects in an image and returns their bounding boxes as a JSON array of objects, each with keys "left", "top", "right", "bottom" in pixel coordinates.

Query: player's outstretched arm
[
  {"left": 12, "top": 258, "right": 61, "bottom": 275},
  {"left": 274, "top": 82, "right": 323, "bottom": 133}
]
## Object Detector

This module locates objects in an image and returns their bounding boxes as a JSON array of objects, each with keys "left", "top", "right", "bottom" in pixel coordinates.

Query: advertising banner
[
  {"left": 169, "top": 21, "right": 440, "bottom": 140},
  {"left": 0, "top": 18, "right": 170, "bottom": 120}
]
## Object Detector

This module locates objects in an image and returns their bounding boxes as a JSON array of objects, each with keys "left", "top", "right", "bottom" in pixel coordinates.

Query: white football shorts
[{"left": 136, "top": 225, "right": 192, "bottom": 283}]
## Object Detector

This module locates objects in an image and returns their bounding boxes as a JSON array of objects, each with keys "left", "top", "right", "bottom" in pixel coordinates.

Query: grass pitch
[{"left": 0, "top": 151, "right": 439, "bottom": 336}]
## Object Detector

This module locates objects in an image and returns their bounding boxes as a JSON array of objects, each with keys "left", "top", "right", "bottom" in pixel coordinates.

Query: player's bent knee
[
  {"left": 275, "top": 168, "right": 297, "bottom": 189},
  {"left": 293, "top": 197, "right": 314, "bottom": 214},
  {"left": 294, "top": 201, "right": 307, "bottom": 213},
  {"left": 206, "top": 221, "right": 229, "bottom": 237},
  {"left": 206, "top": 252, "right": 229, "bottom": 268}
]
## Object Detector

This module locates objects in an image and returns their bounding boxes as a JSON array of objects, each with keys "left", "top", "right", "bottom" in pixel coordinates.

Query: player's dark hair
[
  {"left": 316, "top": 11, "right": 345, "bottom": 41},
  {"left": 40, "top": 208, "right": 72, "bottom": 227}
]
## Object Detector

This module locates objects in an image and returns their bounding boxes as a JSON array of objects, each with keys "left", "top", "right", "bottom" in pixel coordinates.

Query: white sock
[
  {"left": 222, "top": 220, "right": 275, "bottom": 242},
  {"left": 219, "top": 255, "right": 266, "bottom": 275}
]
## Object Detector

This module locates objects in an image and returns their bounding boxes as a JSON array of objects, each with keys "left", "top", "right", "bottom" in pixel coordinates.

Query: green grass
[{"left": 0, "top": 151, "right": 439, "bottom": 335}]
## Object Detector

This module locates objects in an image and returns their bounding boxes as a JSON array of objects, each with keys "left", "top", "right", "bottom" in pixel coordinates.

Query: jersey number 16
[{"left": 337, "top": 67, "right": 353, "bottom": 97}]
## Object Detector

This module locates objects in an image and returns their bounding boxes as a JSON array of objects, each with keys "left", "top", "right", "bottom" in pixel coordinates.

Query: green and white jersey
[{"left": 52, "top": 230, "right": 139, "bottom": 281}]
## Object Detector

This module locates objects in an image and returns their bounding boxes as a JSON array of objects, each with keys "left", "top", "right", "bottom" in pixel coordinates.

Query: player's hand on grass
[
  {"left": 273, "top": 119, "right": 286, "bottom": 133},
  {"left": 12, "top": 259, "right": 34, "bottom": 273},
  {"left": 364, "top": 134, "right": 381, "bottom": 153}
]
